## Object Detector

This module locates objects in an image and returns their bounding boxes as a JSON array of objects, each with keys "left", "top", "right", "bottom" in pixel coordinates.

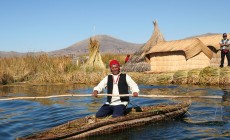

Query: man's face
[
  {"left": 223, "top": 34, "right": 227, "bottom": 39},
  {"left": 110, "top": 64, "right": 120, "bottom": 75}
]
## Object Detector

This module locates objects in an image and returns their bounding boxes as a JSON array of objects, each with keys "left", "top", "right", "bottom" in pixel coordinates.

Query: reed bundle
[
  {"left": 122, "top": 20, "right": 164, "bottom": 72},
  {"left": 199, "top": 66, "right": 220, "bottom": 85},
  {"left": 172, "top": 70, "right": 188, "bottom": 84},
  {"left": 83, "top": 37, "right": 106, "bottom": 70},
  {"left": 187, "top": 69, "right": 202, "bottom": 84},
  {"left": 219, "top": 66, "right": 230, "bottom": 85}
]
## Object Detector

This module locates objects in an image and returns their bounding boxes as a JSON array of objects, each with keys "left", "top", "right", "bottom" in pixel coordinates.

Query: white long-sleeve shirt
[
  {"left": 93, "top": 73, "right": 139, "bottom": 106},
  {"left": 220, "top": 39, "right": 230, "bottom": 50}
]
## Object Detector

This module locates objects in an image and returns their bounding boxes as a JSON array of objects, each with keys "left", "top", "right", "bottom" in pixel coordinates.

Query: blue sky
[{"left": 0, "top": 0, "right": 229, "bottom": 52}]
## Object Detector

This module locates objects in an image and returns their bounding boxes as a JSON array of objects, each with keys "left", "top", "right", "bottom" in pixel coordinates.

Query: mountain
[
  {"left": 183, "top": 33, "right": 220, "bottom": 39},
  {"left": 0, "top": 51, "right": 24, "bottom": 57},
  {"left": 0, "top": 33, "right": 221, "bottom": 58},
  {"left": 48, "top": 35, "right": 143, "bottom": 56},
  {"left": 0, "top": 51, "right": 48, "bottom": 58},
  {"left": 0, "top": 35, "right": 143, "bottom": 58}
]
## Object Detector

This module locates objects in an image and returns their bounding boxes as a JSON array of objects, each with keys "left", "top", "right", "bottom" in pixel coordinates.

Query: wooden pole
[
  {"left": 98, "top": 94, "right": 222, "bottom": 99},
  {"left": 0, "top": 93, "right": 222, "bottom": 101}
]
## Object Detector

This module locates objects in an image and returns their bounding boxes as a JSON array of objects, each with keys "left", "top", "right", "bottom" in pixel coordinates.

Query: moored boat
[{"left": 18, "top": 102, "right": 190, "bottom": 140}]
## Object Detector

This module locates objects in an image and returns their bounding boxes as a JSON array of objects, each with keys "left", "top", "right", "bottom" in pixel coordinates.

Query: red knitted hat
[{"left": 109, "top": 60, "right": 120, "bottom": 67}]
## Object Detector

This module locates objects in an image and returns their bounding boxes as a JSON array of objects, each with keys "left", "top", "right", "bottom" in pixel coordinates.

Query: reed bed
[
  {"left": 0, "top": 54, "right": 125, "bottom": 85},
  {"left": 1, "top": 55, "right": 230, "bottom": 86},
  {"left": 101, "top": 53, "right": 126, "bottom": 68},
  {"left": 0, "top": 54, "right": 84, "bottom": 84}
]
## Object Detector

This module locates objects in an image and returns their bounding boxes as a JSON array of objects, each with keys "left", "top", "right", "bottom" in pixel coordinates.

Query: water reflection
[
  {"left": 0, "top": 84, "right": 88, "bottom": 95},
  {"left": 222, "top": 87, "right": 230, "bottom": 106},
  {"left": 0, "top": 84, "right": 89, "bottom": 105},
  {"left": 221, "top": 87, "right": 230, "bottom": 123}
]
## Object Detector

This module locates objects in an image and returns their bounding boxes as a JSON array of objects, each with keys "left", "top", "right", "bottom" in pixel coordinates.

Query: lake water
[{"left": 0, "top": 84, "right": 229, "bottom": 140}]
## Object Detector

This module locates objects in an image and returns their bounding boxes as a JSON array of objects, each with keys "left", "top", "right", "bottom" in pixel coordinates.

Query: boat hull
[{"left": 19, "top": 102, "right": 190, "bottom": 140}]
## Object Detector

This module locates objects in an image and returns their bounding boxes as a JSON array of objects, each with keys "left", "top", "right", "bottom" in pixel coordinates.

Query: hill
[
  {"left": 48, "top": 35, "right": 143, "bottom": 56},
  {"left": 0, "top": 35, "right": 143, "bottom": 57},
  {"left": 183, "top": 33, "right": 219, "bottom": 39},
  {"left": 0, "top": 33, "right": 221, "bottom": 58}
]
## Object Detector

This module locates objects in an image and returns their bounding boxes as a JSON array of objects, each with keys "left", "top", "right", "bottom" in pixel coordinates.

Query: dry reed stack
[
  {"left": 83, "top": 37, "right": 106, "bottom": 70},
  {"left": 122, "top": 20, "right": 165, "bottom": 72}
]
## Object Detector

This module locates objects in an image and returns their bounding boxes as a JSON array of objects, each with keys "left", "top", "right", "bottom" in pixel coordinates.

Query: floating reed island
[
  {"left": 128, "top": 66, "right": 230, "bottom": 86},
  {"left": 1, "top": 54, "right": 230, "bottom": 86}
]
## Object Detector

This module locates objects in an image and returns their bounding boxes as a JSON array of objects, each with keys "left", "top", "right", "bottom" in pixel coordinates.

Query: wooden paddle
[{"left": 0, "top": 93, "right": 222, "bottom": 101}]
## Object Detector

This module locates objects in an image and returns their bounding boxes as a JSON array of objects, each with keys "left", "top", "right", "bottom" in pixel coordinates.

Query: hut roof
[
  {"left": 197, "top": 34, "right": 230, "bottom": 50},
  {"left": 146, "top": 38, "right": 213, "bottom": 60}
]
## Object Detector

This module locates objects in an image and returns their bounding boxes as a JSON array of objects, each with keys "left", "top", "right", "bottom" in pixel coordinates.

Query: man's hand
[
  {"left": 133, "top": 92, "right": 138, "bottom": 97},
  {"left": 92, "top": 90, "right": 98, "bottom": 97}
]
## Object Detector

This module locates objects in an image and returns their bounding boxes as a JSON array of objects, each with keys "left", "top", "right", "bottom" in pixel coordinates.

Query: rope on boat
[{"left": 0, "top": 93, "right": 222, "bottom": 101}]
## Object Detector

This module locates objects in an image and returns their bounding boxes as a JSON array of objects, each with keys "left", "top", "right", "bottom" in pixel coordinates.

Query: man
[
  {"left": 92, "top": 59, "right": 139, "bottom": 118},
  {"left": 219, "top": 33, "right": 230, "bottom": 67}
]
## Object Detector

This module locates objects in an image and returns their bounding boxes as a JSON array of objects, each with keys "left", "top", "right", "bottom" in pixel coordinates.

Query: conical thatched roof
[
  {"left": 122, "top": 20, "right": 165, "bottom": 72},
  {"left": 83, "top": 37, "right": 106, "bottom": 70}
]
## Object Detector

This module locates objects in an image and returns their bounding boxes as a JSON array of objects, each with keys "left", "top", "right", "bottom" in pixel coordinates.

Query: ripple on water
[{"left": 0, "top": 85, "right": 229, "bottom": 140}]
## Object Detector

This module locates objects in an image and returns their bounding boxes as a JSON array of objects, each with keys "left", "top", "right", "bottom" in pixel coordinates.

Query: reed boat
[{"left": 19, "top": 102, "right": 190, "bottom": 140}]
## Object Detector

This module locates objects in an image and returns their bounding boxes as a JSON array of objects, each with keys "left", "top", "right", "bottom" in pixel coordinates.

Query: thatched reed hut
[
  {"left": 122, "top": 20, "right": 165, "bottom": 72},
  {"left": 83, "top": 37, "right": 106, "bottom": 70},
  {"left": 146, "top": 34, "right": 230, "bottom": 72}
]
